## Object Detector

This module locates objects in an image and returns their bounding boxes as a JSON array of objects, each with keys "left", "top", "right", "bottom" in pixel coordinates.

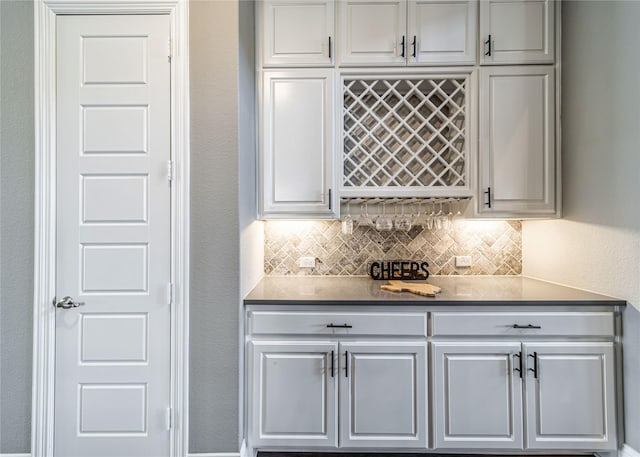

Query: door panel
[
  {"left": 339, "top": 342, "right": 427, "bottom": 448},
  {"left": 479, "top": 66, "right": 555, "bottom": 215},
  {"left": 408, "top": 0, "right": 477, "bottom": 65},
  {"left": 249, "top": 341, "right": 338, "bottom": 448},
  {"left": 480, "top": 0, "right": 555, "bottom": 64},
  {"left": 524, "top": 343, "right": 617, "bottom": 450},
  {"left": 55, "top": 14, "right": 171, "bottom": 457},
  {"left": 261, "top": 69, "right": 335, "bottom": 218},
  {"left": 261, "top": 0, "right": 334, "bottom": 66},
  {"left": 433, "top": 342, "right": 523, "bottom": 449},
  {"left": 338, "top": 0, "right": 407, "bottom": 65}
]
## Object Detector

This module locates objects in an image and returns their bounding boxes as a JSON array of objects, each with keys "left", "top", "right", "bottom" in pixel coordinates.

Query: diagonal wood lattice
[{"left": 343, "top": 77, "right": 467, "bottom": 190}]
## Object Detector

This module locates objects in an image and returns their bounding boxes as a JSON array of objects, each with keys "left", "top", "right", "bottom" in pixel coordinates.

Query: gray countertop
[{"left": 244, "top": 276, "right": 626, "bottom": 306}]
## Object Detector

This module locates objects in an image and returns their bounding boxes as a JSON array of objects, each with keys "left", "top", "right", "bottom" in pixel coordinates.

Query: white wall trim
[
  {"left": 0, "top": 454, "right": 32, "bottom": 457},
  {"left": 621, "top": 444, "right": 640, "bottom": 457},
  {"left": 31, "top": 2, "right": 190, "bottom": 457},
  {"left": 187, "top": 454, "right": 241, "bottom": 457}
]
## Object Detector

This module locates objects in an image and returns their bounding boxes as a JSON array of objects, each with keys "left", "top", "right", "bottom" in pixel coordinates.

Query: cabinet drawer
[
  {"left": 431, "top": 312, "right": 615, "bottom": 337},
  {"left": 249, "top": 311, "right": 427, "bottom": 336}
]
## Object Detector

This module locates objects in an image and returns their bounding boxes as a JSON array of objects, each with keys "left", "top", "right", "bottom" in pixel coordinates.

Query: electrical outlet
[
  {"left": 455, "top": 255, "right": 472, "bottom": 268},
  {"left": 298, "top": 256, "right": 316, "bottom": 268}
]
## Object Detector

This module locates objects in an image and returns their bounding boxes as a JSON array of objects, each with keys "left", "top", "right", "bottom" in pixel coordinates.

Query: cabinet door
[
  {"left": 407, "top": 0, "right": 477, "bottom": 65},
  {"left": 260, "top": 0, "right": 334, "bottom": 66},
  {"left": 249, "top": 341, "right": 338, "bottom": 448},
  {"left": 338, "top": 0, "right": 407, "bottom": 66},
  {"left": 339, "top": 342, "right": 427, "bottom": 448},
  {"left": 432, "top": 342, "right": 523, "bottom": 449},
  {"left": 478, "top": 66, "right": 556, "bottom": 216},
  {"left": 480, "top": 0, "right": 555, "bottom": 64},
  {"left": 260, "top": 70, "right": 336, "bottom": 218},
  {"left": 524, "top": 343, "right": 617, "bottom": 451}
]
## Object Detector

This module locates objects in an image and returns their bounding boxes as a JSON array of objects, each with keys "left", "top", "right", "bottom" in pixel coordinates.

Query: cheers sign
[{"left": 369, "top": 261, "right": 430, "bottom": 280}]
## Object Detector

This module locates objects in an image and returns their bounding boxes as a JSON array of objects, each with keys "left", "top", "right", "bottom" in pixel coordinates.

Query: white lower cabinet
[
  {"left": 247, "top": 308, "right": 618, "bottom": 453},
  {"left": 249, "top": 339, "right": 427, "bottom": 450},
  {"left": 249, "top": 341, "right": 338, "bottom": 448},
  {"left": 433, "top": 341, "right": 617, "bottom": 451},
  {"left": 433, "top": 342, "right": 523, "bottom": 449},
  {"left": 524, "top": 342, "right": 617, "bottom": 450},
  {"left": 340, "top": 342, "right": 427, "bottom": 448}
]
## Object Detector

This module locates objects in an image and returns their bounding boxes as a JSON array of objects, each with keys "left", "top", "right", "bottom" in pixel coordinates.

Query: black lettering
[
  {"left": 401, "top": 261, "right": 410, "bottom": 279},
  {"left": 420, "top": 262, "right": 430, "bottom": 279},
  {"left": 410, "top": 262, "right": 420, "bottom": 279},
  {"left": 381, "top": 261, "right": 392, "bottom": 280},
  {"left": 370, "top": 262, "right": 380, "bottom": 280},
  {"left": 391, "top": 262, "right": 400, "bottom": 278}
]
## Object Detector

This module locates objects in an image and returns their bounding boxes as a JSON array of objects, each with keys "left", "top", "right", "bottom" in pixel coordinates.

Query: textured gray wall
[
  {"left": 0, "top": 0, "right": 34, "bottom": 453},
  {"left": 522, "top": 1, "right": 640, "bottom": 450},
  {"left": 189, "top": 0, "right": 241, "bottom": 452}
]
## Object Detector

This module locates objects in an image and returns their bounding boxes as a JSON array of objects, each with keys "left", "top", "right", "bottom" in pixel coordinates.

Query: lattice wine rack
[{"left": 341, "top": 74, "right": 473, "bottom": 198}]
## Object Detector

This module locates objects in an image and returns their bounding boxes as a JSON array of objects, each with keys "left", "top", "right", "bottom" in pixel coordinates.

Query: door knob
[{"left": 54, "top": 296, "right": 85, "bottom": 309}]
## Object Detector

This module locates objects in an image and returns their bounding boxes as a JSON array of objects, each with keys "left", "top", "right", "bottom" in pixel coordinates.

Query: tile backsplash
[{"left": 265, "top": 220, "right": 522, "bottom": 276}]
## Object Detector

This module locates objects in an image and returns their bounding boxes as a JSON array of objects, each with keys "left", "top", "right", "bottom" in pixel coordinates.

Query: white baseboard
[
  {"left": 188, "top": 454, "right": 240, "bottom": 457},
  {"left": 622, "top": 444, "right": 640, "bottom": 457},
  {"left": 0, "top": 454, "right": 31, "bottom": 457}
]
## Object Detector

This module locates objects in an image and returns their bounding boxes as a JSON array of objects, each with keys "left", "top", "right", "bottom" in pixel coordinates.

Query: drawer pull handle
[
  {"left": 512, "top": 324, "right": 542, "bottom": 329},
  {"left": 330, "top": 350, "right": 334, "bottom": 378},
  {"left": 326, "top": 323, "right": 352, "bottom": 328},
  {"left": 344, "top": 351, "right": 349, "bottom": 377},
  {"left": 513, "top": 352, "right": 523, "bottom": 378},
  {"left": 528, "top": 352, "right": 539, "bottom": 379}
]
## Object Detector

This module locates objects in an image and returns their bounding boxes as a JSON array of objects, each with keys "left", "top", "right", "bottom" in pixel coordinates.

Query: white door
[
  {"left": 338, "top": 0, "right": 407, "bottom": 66},
  {"left": 249, "top": 341, "right": 338, "bottom": 448},
  {"left": 260, "top": 69, "right": 336, "bottom": 218},
  {"left": 432, "top": 342, "right": 523, "bottom": 449},
  {"left": 407, "top": 0, "right": 477, "bottom": 65},
  {"left": 480, "top": 0, "right": 555, "bottom": 64},
  {"left": 55, "top": 15, "right": 171, "bottom": 457},
  {"left": 260, "top": 0, "right": 335, "bottom": 66},
  {"left": 478, "top": 66, "right": 556, "bottom": 216},
  {"left": 339, "top": 342, "right": 427, "bottom": 448},
  {"left": 524, "top": 343, "right": 617, "bottom": 450}
]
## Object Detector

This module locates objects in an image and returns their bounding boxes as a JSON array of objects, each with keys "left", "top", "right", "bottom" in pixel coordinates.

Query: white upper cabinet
[
  {"left": 480, "top": 0, "right": 555, "bottom": 64},
  {"left": 339, "top": 0, "right": 477, "bottom": 66},
  {"left": 478, "top": 66, "right": 556, "bottom": 217},
  {"left": 260, "top": 69, "right": 337, "bottom": 218},
  {"left": 524, "top": 342, "right": 617, "bottom": 450},
  {"left": 338, "top": 0, "right": 407, "bottom": 66},
  {"left": 407, "top": 0, "right": 477, "bottom": 65},
  {"left": 260, "top": 0, "right": 335, "bottom": 66}
]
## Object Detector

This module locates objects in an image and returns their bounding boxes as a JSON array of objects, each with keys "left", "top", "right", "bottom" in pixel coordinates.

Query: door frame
[{"left": 31, "top": 1, "right": 190, "bottom": 456}]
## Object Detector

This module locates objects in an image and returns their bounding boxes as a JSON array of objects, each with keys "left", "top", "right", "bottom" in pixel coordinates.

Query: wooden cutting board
[{"left": 380, "top": 280, "right": 442, "bottom": 297}]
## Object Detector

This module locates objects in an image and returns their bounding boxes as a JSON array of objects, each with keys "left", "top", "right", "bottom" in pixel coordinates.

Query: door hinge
[
  {"left": 166, "top": 407, "right": 173, "bottom": 430},
  {"left": 167, "top": 282, "right": 174, "bottom": 305},
  {"left": 168, "top": 35, "right": 172, "bottom": 62},
  {"left": 167, "top": 160, "right": 174, "bottom": 182}
]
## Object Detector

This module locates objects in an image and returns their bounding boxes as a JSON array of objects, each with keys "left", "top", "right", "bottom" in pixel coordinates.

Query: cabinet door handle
[
  {"left": 326, "top": 323, "right": 352, "bottom": 328},
  {"left": 400, "top": 35, "right": 406, "bottom": 58},
  {"left": 484, "top": 187, "right": 492, "bottom": 208},
  {"left": 330, "top": 350, "right": 335, "bottom": 377},
  {"left": 344, "top": 351, "right": 349, "bottom": 377},
  {"left": 328, "top": 36, "right": 332, "bottom": 60},
  {"left": 411, "top": 35, "right": 417, "bottom": 58},
  {"left": 513, "top": 352, "right": 523, "bottom": 378},
  {"left": 485, "top": 34, "right": 492, "bottom": 56},
  {"left": 328, "top": 188, "right": 332, "bottom": 211},
  {"left": 512, "top": 324, "right": 542, "bottom": 329},
  {"left": 528, "top": 351, "right": 539, "bottom": 378}
]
